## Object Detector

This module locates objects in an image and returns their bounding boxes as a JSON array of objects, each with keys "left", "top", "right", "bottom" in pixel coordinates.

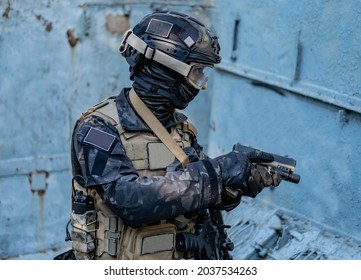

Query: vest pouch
[
  {"left": 71, "top": 210, "right": 97, "bottom": 260},
  {"left": 118, "top": 223, "right": 177, "bottom": 260},
  {"left": 95, "top": 212, "right": 122, "bottom": 259}
]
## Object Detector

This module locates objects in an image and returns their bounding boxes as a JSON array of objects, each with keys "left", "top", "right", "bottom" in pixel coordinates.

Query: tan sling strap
[{"left": 129, "top": 88, "right": 190, "bottom": 167}]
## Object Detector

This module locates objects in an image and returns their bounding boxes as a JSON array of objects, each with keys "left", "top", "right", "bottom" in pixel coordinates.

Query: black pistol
[{"left": 233, "top": 143, "right": 301, "bottom": 184}]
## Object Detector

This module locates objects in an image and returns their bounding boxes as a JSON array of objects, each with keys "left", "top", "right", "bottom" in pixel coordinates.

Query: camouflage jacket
[{"left": 71, "top": 88, "right": 222, "bottom": 227}]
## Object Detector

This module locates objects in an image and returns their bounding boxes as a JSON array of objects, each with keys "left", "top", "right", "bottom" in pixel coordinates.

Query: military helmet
[{"left": 119, "top": 11, "right": 221, "bottom": 90}]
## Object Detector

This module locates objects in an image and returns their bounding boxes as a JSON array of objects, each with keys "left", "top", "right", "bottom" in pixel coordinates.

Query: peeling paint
[{"left": 105, "top": 14, "right": 130, "bottom": 35}]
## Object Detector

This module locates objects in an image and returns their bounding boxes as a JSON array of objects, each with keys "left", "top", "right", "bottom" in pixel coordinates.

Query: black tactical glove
[
  {"left": 244, "top": 149, "right": 282, "bottom": 196},
  {"left": 212, "top": 149, "right": 282, "bottom": 211}
]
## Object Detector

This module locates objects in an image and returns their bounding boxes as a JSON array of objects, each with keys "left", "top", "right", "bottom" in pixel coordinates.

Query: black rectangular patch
[
  {"left": 145, "top": 19, "right": 173, "bottom": 38},
  {"left": 83, "top": 127, "right": 115, "bottom": 152}
]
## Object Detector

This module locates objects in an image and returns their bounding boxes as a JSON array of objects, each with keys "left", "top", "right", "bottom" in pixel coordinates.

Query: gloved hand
[
  {"left": 244, "top": 148, "right": 282, "bottom": 195},
  {"left": 212, "top": 149, "right": 282, "bottom": 211}
]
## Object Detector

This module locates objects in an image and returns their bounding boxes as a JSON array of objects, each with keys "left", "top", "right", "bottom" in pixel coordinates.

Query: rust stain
[
  {"left": 45, "top": 22, "right": 53, "bottom": 32},
  {"left": 2, "top": 4, "right": 11, "bottom": 18},
  {"left": 67, "top": 29, "right": 78, "bottom": 48},
  {"left": 38, "top": 192, "right": 45, "bottom": 239},
  {"left": 26, "top": 171, "right": 47, "bottom": 241},
  {"left": 35, "top": 189, "right": 46, "bottom": 197},
  {"left": 28, "top": 170, "right": 49, "bottom": 196},
  {"left": 35, "top": 14, "right": 53, "bottom": 32}
]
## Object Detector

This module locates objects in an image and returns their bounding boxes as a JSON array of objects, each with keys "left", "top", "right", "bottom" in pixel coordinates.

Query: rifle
[
  {"left": 233, "top": 143, "right": 300, "bottom": 184},
  {"left": 176, "top": 209, "right": 234, "bottom": 260}
]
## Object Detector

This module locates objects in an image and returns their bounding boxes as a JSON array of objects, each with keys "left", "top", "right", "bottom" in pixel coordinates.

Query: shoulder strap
[{"left": 129, "top": 88, "right": 189, "bottom": 167}]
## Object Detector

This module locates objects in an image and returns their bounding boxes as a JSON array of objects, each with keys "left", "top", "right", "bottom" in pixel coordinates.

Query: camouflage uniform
[
  {"left": 67, "top": 11, "right": 278, "bottom": 261},
  {"left": 70, "top": 88, "right": 226, "bottom": 259}
]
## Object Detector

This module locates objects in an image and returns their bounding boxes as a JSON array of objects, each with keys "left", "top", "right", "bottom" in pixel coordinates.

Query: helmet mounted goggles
[{"left": 119, "top": 29, "right": 213, "bottom": 90}]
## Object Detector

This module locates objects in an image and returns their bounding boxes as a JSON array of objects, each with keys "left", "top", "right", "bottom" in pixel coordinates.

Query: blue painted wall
[
  {"left": 1, "top": 0, "right": 360, "bottom": 259},
  {"left": 207, "top": 0, "right": 361, "bottom": 251}
]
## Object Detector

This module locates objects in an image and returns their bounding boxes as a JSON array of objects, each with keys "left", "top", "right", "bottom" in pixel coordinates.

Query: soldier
[{"left": 68, "top": 11, "right": 281, "bottom": 260}]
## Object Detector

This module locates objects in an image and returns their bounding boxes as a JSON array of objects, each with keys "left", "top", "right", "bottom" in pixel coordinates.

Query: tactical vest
[{"left": 71, "top": 96, "right": 197, "bottom": 260}]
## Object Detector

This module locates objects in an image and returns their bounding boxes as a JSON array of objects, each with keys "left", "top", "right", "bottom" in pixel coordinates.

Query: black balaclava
[{"left": 132, "top": 60, "right": 199, "bottom": 124}]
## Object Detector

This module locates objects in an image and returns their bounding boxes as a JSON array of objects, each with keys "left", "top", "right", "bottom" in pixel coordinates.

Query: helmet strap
[{"left": 120, "top": 30, "right": 192, "bottom": 77}]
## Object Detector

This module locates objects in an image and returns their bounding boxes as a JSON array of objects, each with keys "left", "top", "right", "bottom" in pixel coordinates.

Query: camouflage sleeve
[
  {"left": 101, "top": 159, "right": 222, "bottom": 226},
  {"left": 72, "top": 115, "right": 222, "bottom": 226},
  {"left": 72, "top": 114, "right": 131, "bottom": 186}
]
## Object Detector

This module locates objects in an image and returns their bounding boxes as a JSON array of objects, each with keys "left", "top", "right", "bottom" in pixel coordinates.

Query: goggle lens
[{"left": 187, "top": 64, "right": 213, "bottom": 89}]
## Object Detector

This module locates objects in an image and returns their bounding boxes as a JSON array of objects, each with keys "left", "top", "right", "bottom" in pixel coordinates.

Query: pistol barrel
[{"left": 270, "top": 166, "right": 301, "bottom": 184}]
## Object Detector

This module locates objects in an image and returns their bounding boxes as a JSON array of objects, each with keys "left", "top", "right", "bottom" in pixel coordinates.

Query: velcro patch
[
  {"left": 141, "top": 233, "right": 174, "bottom": 255},
  {"left": 146, "top": 19, "right": 173, "bottom": 38},
  {"left": 83, "top": 127, "right": 115, "bottom": 152},
  {"left": 183, "top": 36, "right": 195, "bottom": 48}
]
